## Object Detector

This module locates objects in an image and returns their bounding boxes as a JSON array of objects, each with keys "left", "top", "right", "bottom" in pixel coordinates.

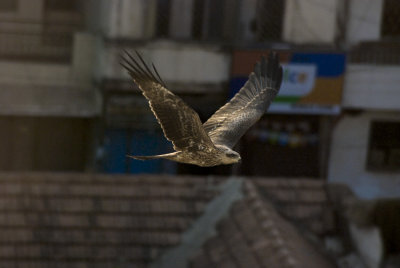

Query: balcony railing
[
  {"left": 0, "top": 31, "right": 73, "bottom": 62},
  {"left": 0, "top": 16, "right": 82, "bottom": 62}
]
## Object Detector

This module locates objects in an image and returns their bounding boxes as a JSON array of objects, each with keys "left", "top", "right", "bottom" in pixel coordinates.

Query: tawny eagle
[{"left": 120, "top": 51, "right": 282, "bottom": 167}]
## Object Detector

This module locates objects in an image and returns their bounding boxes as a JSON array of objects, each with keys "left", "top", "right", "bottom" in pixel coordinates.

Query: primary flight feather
[{"left": 120, "top": 50, "right": 283, "bottom": 167}]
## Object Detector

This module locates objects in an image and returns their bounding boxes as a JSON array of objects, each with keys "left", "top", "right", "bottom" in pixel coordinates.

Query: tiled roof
[
  {"left": 191, "top": 180, "right": 335, "bottom": 268},
  {"left": 253, "top": 178, "right": 335, "bottom": 235},
  {"left": 0, "top": 172, "right": 220, "bottom": 268},
  {"left": 0, "top": 173, "right": 335, "bottom": 268}
]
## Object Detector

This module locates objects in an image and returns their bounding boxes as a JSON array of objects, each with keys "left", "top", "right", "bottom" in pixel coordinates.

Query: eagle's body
[{"left": 120, "top": 51, "right": 282, "bottom": 167}]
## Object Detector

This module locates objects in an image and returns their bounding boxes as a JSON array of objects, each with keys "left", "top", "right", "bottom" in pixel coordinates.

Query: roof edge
[{"left": 151, "top": 177, "right": 244, "bottom": 268}]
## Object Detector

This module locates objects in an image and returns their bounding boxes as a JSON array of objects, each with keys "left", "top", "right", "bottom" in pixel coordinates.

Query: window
[
  {"left": 240, "top": 115, "right": 321, "bottom": 177},
  {"left": 45, "top": 0, "right": 80, "bottom": 11},
  {"left": 155, "top": 0, "right": 171, "bottom": 37},
  {"left": 191, "top": 0, "right": 204, "bottom": 40},
  {"left": 200, "top": 0, "right": 225, "bottom": 41},
  {"left": 154, "top": 0, "right": 284, "bottom": 43},
  {"left": 255, "top": 0, "right": 285, "bottom": 41},
  {"left": 0, "top": 116, "right": 90, "bottom": 171},
  {"left": 381, "top": 0, "right": 400, "bottom": 37},
  {"left": 0, "top": 0, "right": 17, "bottom": 11},
  {"left": 156, "top": 0, "right": 239, "bottom": 42},
  {"left": 367, "top": 121, "right": 400, "bottom": 171}
]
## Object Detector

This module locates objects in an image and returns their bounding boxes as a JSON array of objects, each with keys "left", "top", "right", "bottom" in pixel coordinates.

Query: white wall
[
  {"left": 283, "top": 0, "right": 338, "bottom": 44},
  {"left": 346, "top": 0, "right": 383, "bottom": 45},
  {"left": 349, "top": 223, "right": 383, "bottom": 268},
  {"left": 100, "top": 0, "right": 156, "bottom": 39},
  {"left": 0, "top": 0, "right": 43, "bottom": 36},
  {"left": 0, "top": 33, "right": 96, "bottom": 87},
  {"left": 169, "top": 0, "right": 194, "bottom": 39},
  {"left": 343, "top": 64, "right": 400, "bottom": 110},
  {"left": 101, "top": 41, "right": 230, "bottom": 87},
  {"left": 0, "top": 33, "right": 100, "bottom": 116},
  {"left": 328, "top": 112, "right": 400, "bottom": 199},
  {"left": 282, "top": 0, "right": 384, "bottom": 45}
]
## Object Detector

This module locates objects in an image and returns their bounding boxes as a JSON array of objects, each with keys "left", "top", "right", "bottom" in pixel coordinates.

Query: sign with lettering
[{"left": 230, "top": 50, "right": 346, "bottom": 114}]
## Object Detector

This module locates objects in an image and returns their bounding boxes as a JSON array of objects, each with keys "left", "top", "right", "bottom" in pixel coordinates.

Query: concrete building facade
[
  {"left": 0, "top": 0, "right": 100, "bottom": 171},
  {"left": 1, "top": 0, "right": 398, "bottom": 198},
  {"left": 327, "top": 0, "right": 400, "bottom": 199}
]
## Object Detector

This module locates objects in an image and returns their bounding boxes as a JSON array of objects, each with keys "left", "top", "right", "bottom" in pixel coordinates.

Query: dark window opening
[
  {"left": 0, "top": 116, "right": 91, "bottom": 171},
  {"left": 0, "top": 0, "right": 17, "bottom": 11},
  {"left": 192, "top": 0, "right": 205, "bottom": 40},
  {"left": 156, "top": 0, "right": 171, "bottom": 37},
  {"left": 381, "top": 0, "right": 400, "bottom": 37},
  {"left": 256, "top": 0, "right": 285, "bottom": 41},
  {"left": 154, "top": 0, "right": 283, "bottom": 43},
  {"left": 44, "top": 0, "right": 80, "bottom": 11},
  {"left": 203, "top": 0, "right": 225, "bottom": 41},
  {"left": 240, "top": 115, "right": 321, "bottom": 177},
  {"left": 367, "top": 121, "right": 400, "bottom": 171}
]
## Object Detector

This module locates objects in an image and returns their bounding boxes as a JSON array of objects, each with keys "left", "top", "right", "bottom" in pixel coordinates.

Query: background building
[
  {"left": 327, "top": 0, "right": 400, "bottom": 199},
  {"left": 0, "top": 0, "right": 100, "bottom": 171},
  {"left": 0, "top": 0, "right": 399, "bottom": 267},
  {"left": 1, "top": 0, "right": 399, "bottom": 197},
  {"left": 89, "top": 0, "right": 345, "bottom": 179}
]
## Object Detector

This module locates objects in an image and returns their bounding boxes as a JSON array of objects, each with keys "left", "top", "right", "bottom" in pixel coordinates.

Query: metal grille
[
  {"left": 0, "top": 1, "right": 83, "bottom": 62},
  {"left": 154, "top": 0, "right": 285, "bottom": 44}
]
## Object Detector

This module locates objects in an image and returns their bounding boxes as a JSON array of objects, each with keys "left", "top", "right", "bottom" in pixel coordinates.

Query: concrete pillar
[
  {"left": 103, "top": 0, "right": 157, "bottom": 39},
  {"left": 169, "top": 0, "right": 194, "bottom": 39},
  {"left": 237, "top": 0, "right": 257, "bottom": 41},
  {"left": 283, "top": 0, "right": 338, "bottom": 44},
  {"left": 346, "top": 0, "right": 383, "bottom": 45},
  {"left": 71, "top": 32, "right": 97, "bottom": 84},
  {"left": 18, "top": 0, "right": 43, "bottom": 20}
]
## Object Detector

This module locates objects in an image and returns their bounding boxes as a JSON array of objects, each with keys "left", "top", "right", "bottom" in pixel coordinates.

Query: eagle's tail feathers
[
  {"left": 127, "top": 152, "right": 179, "bottom": 161},
  {"left": 127, "top": 155, "right": 161, "bottom": 160}
]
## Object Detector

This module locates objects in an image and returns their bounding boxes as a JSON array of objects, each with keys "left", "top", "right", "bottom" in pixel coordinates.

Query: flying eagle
[{"left": 120, "top": 50, "right": 282, "bottom": 167}]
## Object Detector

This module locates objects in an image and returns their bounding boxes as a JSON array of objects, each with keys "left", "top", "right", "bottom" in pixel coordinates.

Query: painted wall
[
  {"left": 343, "top": 64, "right": 400, "bottom": 111},
  {"left": 0, "top": 0, "right": 43, "bottom": 21},
  {"left": 169, "top": 0, "right": 194, "bottom": 39},
  {"left": 346, "top": 0, "right": 383, "bottom": 45},
  {"left": 328, "top": 112, "right": 400, "bottom": 199},
  {"left": 349, "top": 223, "right": 383, "bottom": 268},
  {"left": 102, "top": 41, "right": 230, "bottom": 85},
  {"left": 0, "top": 32, "right": 96, "bottom": 87},
  {"left": 283, "top": 0, "right": 383, "bottom": 45},
  {"left": 283, "top": 0, "right": 338, "bottom": 44},
  {"left": 103, "top": 129, "right": 176, "bottom": 174},
  {"left": 0, "top": 33, "right": 100, "bottom": 116},
  {"left": 100, "top": 0, "right": 157, "bottom": 39}
]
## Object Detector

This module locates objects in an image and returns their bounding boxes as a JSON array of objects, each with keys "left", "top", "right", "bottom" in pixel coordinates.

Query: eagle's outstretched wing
[
  {"left": 203, "top": 52, "right": 282, "bottom": 149},
  {"left": 120, "top": 50, "right": 214, "bottom": 151}
]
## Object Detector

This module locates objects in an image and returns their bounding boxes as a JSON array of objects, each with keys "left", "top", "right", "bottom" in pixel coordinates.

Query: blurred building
[
  {"left": 327, "top": 0, "right": 400, "bottom": 199},
  {"left": 0, "top": 173, "right": 337, "bottom": 268},
  {"left": 0, "top": 0, "right": 100, "bottom": 171},
  {"left": 94, "top": 0, "right": 232, "bottom": 174},
  {"left": 0, "top": 0, "right": 398, "bottom": 197},
  {"left": 90, "top": 0, "right": 345, "bottom": 178},
  {"left": 0, "top": 0, "right": 399, "bottom": 267}
]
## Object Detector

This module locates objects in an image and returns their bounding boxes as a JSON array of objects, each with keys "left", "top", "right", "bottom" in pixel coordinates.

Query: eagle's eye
[{"left": 227, "top": 153, "right": 237, "bottom": 158}]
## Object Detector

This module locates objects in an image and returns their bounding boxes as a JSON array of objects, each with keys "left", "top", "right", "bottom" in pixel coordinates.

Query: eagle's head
[{"left": 216, "top": 145, "right": 241, "bottom": 165}]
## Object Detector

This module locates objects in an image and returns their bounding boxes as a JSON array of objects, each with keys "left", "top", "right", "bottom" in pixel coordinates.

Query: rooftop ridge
[
  {"left": 244, "top": 181, "right": 298, "bottom": 268},
  {"left": 152, "top": 177, "right": 244, "bottom": 268}
]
